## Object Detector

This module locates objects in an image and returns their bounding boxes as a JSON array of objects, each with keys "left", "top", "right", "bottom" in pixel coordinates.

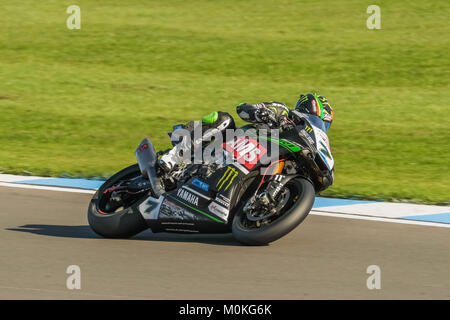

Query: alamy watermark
[
  {"left": 165, "top": 123, "right": 282, "bottom": 174},
  {"left": 366, "top": 265, "right": 381, "bottom": 290},
  {"left": 66, "top": 265, "right": 81, "bottom": 290},
  {"left": 366, "top": 5, "right": 381, "bottom": 29},
  {"left": 66, "top": 5, "right": 81, "bottom": 30}
]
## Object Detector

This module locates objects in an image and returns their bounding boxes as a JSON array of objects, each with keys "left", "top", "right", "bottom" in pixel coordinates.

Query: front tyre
[
  {"left": 88, "top": 164, "right": 149, "bottom": 238},
  {"left": 232, "top": 178, "right": 315, "bottom": 245}
]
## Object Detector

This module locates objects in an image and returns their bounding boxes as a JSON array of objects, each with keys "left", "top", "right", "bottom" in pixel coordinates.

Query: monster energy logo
[
  {"left": 304, "top": 125, "right": 313, "bottom": 133},
  {"left": 299, "top": 95, "right": 309, "bottom": 103},
  {"left": 216, "top": 167, "right": 238, "bottom": 191}
]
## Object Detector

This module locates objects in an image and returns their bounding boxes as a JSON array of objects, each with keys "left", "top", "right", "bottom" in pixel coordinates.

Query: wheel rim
[{"left": 240, "top": 181, "right": 301, "bottom": 229}]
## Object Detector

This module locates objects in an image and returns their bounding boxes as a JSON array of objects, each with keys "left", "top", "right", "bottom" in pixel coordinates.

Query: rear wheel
[
  {"left": 232, "top": 178, "right": 315, "bottom": 245},
  {"left": 87, "top": 164, "right": 149, "bottom": 238}
]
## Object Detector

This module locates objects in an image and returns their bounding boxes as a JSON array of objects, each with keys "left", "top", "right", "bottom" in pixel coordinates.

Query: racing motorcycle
[{"left": 87, "top": 110, "right": 334, "bottom": 245}]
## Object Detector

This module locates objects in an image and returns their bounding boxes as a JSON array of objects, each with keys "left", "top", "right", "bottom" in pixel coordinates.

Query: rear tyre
[
  {"left": 232, "top": 178, "right": 315, "bottom": 245},
  {"left": 87, "top": 164, "right": 149, "bottom": 239}
]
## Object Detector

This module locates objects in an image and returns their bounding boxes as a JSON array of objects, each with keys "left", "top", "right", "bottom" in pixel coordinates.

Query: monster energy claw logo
[
  {"left": 299, "top": 95, "right": 309, "bottom": 103},
  {"left": 216, "top": 167, "right": 238, "bottom": 191}
]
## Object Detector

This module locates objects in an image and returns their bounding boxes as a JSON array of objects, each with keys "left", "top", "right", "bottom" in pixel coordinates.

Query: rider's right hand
[
  {"left": 256, "top": 108, "right": 278, "bottom": 127},
  {"left": 289, "top": 110, "right": 305, "bottom": 126},
  {"left": 279, "top": 116, "right": 294, "bottom": 131}
]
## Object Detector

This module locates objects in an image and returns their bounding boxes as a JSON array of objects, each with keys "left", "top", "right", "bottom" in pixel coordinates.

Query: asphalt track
[{"left": 0, "top": 186, "right": 449, "bottom": 300}]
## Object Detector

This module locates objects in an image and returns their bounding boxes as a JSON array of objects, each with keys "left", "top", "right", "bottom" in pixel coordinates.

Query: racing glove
[{"left": 237, "top": 102, "right": 290, "bottom": 128}]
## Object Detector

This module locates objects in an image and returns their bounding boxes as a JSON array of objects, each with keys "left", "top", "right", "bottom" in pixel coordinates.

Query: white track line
[
  {"left": 0, "top": 182, "right": 96, "bottom": 194},
  {"left": 310, "top": 211, "right": 450, "bottom": 228},
  {"left": 313, "top": 202, "right": 449, "bottom": 218},
  {"left": 1, "top": 182, "right": 449, "bottom": 228},
  {"left": 0, "top": 174, "right": 47, "bottom": 182}
]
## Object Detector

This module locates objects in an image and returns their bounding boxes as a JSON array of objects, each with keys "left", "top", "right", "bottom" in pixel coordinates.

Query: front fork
[
  {"left": 244, "top": 159, "right": 298, "bottom": 214},
  {"left": 257, "top": 160, "right": 288, "bottom": 203}
]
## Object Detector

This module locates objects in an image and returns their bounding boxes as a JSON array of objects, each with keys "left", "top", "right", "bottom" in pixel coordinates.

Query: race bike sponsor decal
[
  {"left": 223, "top": 150, "right": 250, "bottom": 175},
  {"left": 166, "top": 194, "right": 225, "bottom": 223},
  {"left": 215, "top": 194, "right": 231, "bottom": 207},
  {"left": 271, "top": 175, "right": 286, "bottom": 199},
  {"left": 216, "top": 167, "right": 239, "bottom": 191},
  {"left": 138, "top": 196, "right": 163, "bottom": 220},
  {"left": 260, "top": 136, "right": 302, "bottom": 153},
  {"left": 208, "top": 202, "right": 230, "bottom": 221},
  {"left": 304, "top": 124, "right": 313, "bottom": 133},
  {"left": 163, "top": 228, "right": 199, "bottom": 233},
  {"left": 224, "top": 136, "right": 267, "bottom": 169},
  {"left": 276, "top": 139, "right": 301, "bottom": 152},
  {"left": 318, "top": 141, "right": 331, "bottom": 159},
  {"left": 299, "top": 129, "right": 315, "bottom": 145},
  {"left": 159, "top": 199, "right": 199, "bottom": 221},
  {"left": 313, "top": 125, "right": 334, "bottom": 170},
  {"left": 177, "top": 188, "right": 199, "bottom": 206},
  {"left": 191, "top": 178, "right": 209, "bottom": 192},
  {"left": 181, "top": 186, "right": 212, "bottom": 200}
]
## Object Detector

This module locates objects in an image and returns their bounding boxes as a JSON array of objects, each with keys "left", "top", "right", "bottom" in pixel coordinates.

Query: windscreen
[{"left": 303, "top": 114, "right": 328, "bottom": 133}]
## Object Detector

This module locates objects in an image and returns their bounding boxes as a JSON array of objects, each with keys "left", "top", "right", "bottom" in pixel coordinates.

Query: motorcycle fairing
[
  {"left": 138, "top": 196, "right": 163, "bottom": 220},
  {"left": 290, "top": 110, "right": 334, "bottom": 171},
  {"left": 312, "top": 125, "right": 334, "bottom": 171},
  {"left": 138, "top": 162, "right": 252, "bottom": 233}
]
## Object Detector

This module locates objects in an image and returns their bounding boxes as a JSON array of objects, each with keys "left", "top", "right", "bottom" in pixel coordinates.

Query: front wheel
[{"left": 232, "top": 178, "right": 315, "bottom": 245}]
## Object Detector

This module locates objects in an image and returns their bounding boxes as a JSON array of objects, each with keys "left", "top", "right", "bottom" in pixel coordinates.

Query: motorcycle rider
[{"left": 159, "top": 93, "right": 334, "bottom": 188}]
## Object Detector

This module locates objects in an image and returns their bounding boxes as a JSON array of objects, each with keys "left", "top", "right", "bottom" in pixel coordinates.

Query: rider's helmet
[{"left": 294, "top": 93, "right": 333, "bottom": 132}]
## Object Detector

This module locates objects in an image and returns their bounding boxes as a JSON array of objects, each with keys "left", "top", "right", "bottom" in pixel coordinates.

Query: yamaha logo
[{"left": 177, "top": 189, "right": 199, "bottom": 206}]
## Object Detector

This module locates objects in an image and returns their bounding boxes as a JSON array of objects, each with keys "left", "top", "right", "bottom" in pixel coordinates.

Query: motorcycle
[{"left": 87, "top": 111, "right": 334, "bottom": 245}]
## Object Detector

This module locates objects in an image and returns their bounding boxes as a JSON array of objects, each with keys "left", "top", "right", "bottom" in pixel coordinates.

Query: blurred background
[{"left": 0, "top": 0, "right": 448, "bottom": 204}]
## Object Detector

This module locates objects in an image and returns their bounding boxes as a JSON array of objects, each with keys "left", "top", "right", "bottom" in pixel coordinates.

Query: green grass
[{"left": 0, "top": 0, "right": 449, "bottom": 204}]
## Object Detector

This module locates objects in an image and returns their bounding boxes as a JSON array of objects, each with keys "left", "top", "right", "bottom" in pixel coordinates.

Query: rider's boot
[{"left": 158, "top": 148, "right": 180, "bottom": 173}]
